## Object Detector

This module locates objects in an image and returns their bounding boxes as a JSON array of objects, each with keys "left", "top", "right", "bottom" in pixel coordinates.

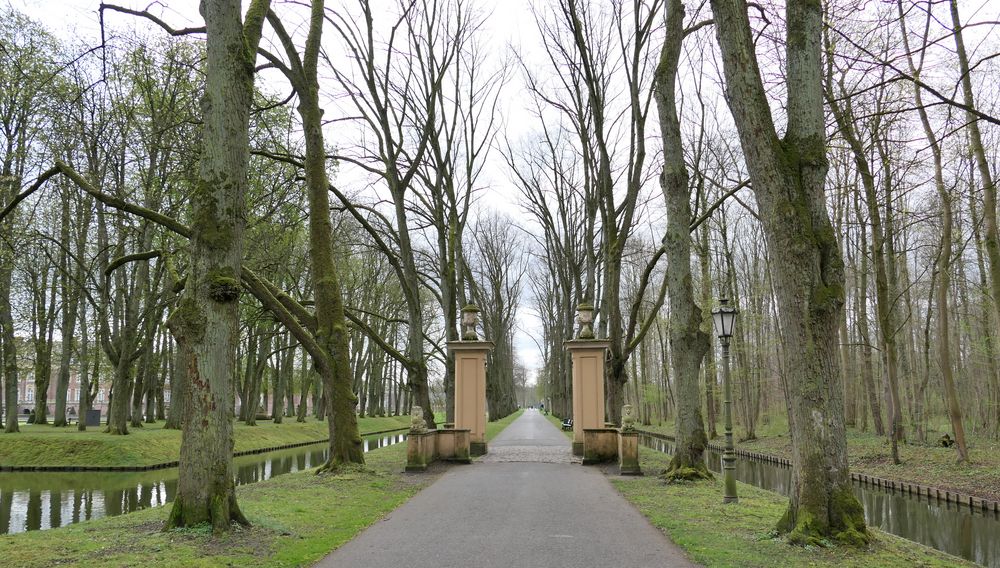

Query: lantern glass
[{"left": 711, "top": 298, "right": 738, "bottom": 339}]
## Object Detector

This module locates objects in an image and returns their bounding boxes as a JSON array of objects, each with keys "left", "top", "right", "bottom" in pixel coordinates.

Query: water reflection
[
  {"left": 0, "top": 432, "right": 407, "bottom": 535},
  {"left": 640, "top": 435, "right": 1000, "bottom": 568}
]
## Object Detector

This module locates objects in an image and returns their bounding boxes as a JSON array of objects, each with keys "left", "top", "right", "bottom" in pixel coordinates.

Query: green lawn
[
  {"left": 637, "top": 420, "right": 1000, "bottom": 502},
  {"left": 613, "top": 449, "right": 973, "bottom": 567},
  {"left": 0, "top": 411, "right": 524, "bottom": 567},
  {"left": 0, "top": 415, "right": 412, "bottom": 468}
]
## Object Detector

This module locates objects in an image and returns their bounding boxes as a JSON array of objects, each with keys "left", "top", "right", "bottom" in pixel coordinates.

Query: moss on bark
[{"left": 778, "top": 486, "right": 869, "bottom": 547}]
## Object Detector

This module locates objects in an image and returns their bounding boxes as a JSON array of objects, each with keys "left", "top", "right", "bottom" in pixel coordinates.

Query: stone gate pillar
[
  {"left": 448, "top": 305, "right": 493, "bottom": 456},
  {"left": 565, "top": 303, "right": 610, "bottom": 456}
]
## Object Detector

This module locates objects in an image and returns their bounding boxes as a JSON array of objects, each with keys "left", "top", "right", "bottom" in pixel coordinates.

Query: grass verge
[
  {"left": 0, "top": 415, "right": 412, "bottom": 469},
  {"left": 612, "top": 449, "right": 973, "bottom": 567}
]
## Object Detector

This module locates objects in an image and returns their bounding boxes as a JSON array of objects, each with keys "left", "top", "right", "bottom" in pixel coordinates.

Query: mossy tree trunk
[
  {"left": 0, "top": 256, "right": 18, "bottom": 433},
  {"left": 710, "top": 0, "right": 867, "bottom": 545},
  {"left": 266, "top": 0, "right": 364, "bottom": 466},
  {"left": 30, "top": 266, "right": 57, "bottom": 425},
  {"left": 54, "top": 187, "right": 87, "bottom": 428},
  {"left": 164, "top": 0, "right": 269, "bottom": 533},
  {"left": 653, "top": 0, "right": 711, "bottom": 481}
]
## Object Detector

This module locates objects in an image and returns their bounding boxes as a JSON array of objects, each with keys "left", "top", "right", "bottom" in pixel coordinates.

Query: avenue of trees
[{"left": 0, "top": 0, "right": 997, "bottom": 548}]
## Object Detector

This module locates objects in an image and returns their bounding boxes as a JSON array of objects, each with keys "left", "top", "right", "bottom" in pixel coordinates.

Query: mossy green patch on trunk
[{"left": 207, "top": 267, "right": 240, "bottom": 303}]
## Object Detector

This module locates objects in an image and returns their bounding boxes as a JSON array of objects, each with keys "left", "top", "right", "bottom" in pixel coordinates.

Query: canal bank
[
  {"left": 0, "top": 410, "right": 526, "bottom": 568},
  {"left": 0, "top": 432, "right": 409, "bottom": 534},
  {"left": 638, "top": 431, "right": 998, "bottom": 567},
  {"left": 612, "top": 448, "right": 975, "bottom": 568},
  {"left": 0, "top": 415, "right": 413, "bottom": 470}
]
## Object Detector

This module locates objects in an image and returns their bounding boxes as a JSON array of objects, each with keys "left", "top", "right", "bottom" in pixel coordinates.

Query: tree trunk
[
  {"left": 32, "top": 275, "right": 57, "bottom": 425},
  {"left": 853, "top": 191, "right": 884, "bottom": 436},
  {"left": 898, "top": 0, "right": 969, "bottom": 460},
  {"left": 654, "top": 0, "right": 711, "bottom": 480},
  {"left": 826, "top": 88, "right": 902, "bottom": 462},
  {"left": 106, "top": 360, "right": 133, "bottom": 435},
  {"left": 164, "top": 0, "right": 269, "bottom": 533},
  {"left": 282, "top": 0, "right": 364, "bottom": 466},
  {"left": 699, "top": 220, "right": 718, "bottom": 439},
  {"left": 710, "top": 0, "right": 867, "bottom": 544},
  {"left": 54, "top": 190, "right": 83, "bottom": 427},
  {"left": 164, "top": 335, "right": 186, "bottom": 430},
  {"left": 0, "top": 260, "right": 18, "bottom": 433},
  {"left": 77, "top": 304, "right": 91, "bottom": 431},
  {"left": 948, "top": 0, "right": 1000, "bottom": 370}
]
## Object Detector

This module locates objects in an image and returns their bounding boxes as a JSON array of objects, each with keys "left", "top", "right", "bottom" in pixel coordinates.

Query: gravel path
[{"left": 315, "top": 409, "right": 697, "bottom": 568}]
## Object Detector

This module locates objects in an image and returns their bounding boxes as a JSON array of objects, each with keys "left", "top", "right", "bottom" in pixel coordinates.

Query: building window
[{"left": 26, "top": 388, "right": 34, "bottom": 402}]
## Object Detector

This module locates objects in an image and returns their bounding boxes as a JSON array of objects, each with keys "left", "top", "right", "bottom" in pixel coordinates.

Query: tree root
[
  {"left": 661, "top": 452, "right": 713, "bottom": 482},
  {"left": 778, "top": 487, "right": 870, "bottom": 547}
]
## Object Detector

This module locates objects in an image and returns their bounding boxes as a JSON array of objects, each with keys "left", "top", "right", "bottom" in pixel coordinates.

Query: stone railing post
[
  {"left": 448, "top": 305, "right": 493, "bottom": 456},
  {"left": 618, "top": 404, "right": 641, "bottom": 475},
  {"left": 565, "top": 304, "right": 610, "bottom": 456}
]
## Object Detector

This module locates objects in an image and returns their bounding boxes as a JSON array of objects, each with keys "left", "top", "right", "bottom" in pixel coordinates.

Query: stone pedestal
[
  {"left": 582, "top": 428, "right": 618, "bottom": 464},
  {"left": 565, "top": 339, "right": 610, "bottom": 456},
  {"left": 618, "top": 431, "right": 641, "bottom": 475},
  {"left": 404, "top": 428, "right": 473, "bottom": 472},
  {"left": 405, "top": 431, "right": 435, "bottom": 472},
  {"left": 436, "top": 428, "right": 472, "bottom": 464},
  {"left": 448, "top": 340, "right": 494, "bottom": 456}
]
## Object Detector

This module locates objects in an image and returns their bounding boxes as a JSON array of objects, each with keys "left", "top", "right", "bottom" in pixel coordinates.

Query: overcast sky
[
  {"left": 10, "top": 0, "right": 554, "bottom": 381},
  {"left": 16, "top": 0, "right": 996, "bottom": 388}
]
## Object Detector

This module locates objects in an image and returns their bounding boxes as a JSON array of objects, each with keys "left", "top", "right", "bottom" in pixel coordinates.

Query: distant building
[
  {"left": 4, "top": 338, "right": 169, "bottom": 421},
  {"left": 14, "top": 370, "right": 166, "bottom": 418}
]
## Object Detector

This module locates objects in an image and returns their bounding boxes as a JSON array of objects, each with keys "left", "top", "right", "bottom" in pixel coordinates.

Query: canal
[{"left": 0, "top": 431, "right": 407, "bottom": 535}]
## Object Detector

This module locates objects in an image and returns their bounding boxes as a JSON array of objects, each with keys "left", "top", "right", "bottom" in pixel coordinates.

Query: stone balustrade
[{"left": 405, "top": 428, "right": 473, "bottom": 472}]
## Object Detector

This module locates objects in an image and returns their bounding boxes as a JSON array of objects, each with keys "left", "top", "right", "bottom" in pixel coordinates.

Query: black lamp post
[{"left": 712, "top": 298, "right": 739, "bottom": 504}]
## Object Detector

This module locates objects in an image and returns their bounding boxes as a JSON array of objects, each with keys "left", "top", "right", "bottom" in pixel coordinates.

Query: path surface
[{"left": 316, "top": 409, "right": 696, "bottom": 568}]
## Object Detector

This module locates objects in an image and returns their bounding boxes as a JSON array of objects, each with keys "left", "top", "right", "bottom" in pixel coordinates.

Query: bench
[{"left": 561, "top": 418, "right": 573, "bottom": 431}]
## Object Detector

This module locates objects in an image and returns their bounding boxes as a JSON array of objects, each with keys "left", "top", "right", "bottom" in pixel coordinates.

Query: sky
[
  {"left": 20, "top": 0, "right": 996, "bottom": 389},
  {"left": 10, "top": 0, "right": 550, "bottom": 382}
]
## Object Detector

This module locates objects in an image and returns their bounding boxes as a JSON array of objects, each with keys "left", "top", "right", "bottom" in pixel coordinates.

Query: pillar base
[
  {"left": 572, "top": 441, "right": 584, "bottom": 456},
  {"left": 404, "top": 464, "right": 428, "bottom": 473},
  {"left": 470, "top": 441, "right": 488, "bottom": 456},
  {"left": 618, "top": 431, "right": 641, "bottom": 476},
  {"left": 582, "top": 428, "right": 618, "bottom": 464}
]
